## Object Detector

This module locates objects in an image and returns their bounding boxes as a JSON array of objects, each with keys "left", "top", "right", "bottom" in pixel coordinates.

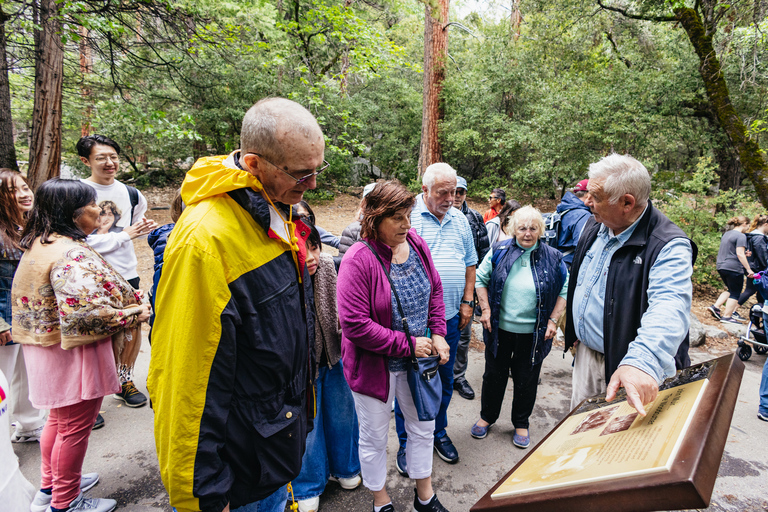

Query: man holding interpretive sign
[{"left": 564, "top": 154, "right": 697, "bottom": 416}]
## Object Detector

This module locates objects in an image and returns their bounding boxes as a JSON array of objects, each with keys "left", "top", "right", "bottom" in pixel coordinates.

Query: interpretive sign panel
[{"left": 471, "top": 353, "right": 744, "bottom": 512}]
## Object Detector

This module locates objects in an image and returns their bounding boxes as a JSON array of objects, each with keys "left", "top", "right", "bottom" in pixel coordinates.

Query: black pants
[
  {"left": 718, "top": 269, "right": 743, "bottom": 300},
  {"left": 480, "top": 330, "right": 542, "bottom": 429},
  {"left": 738, "top": 277, "right": 764, "bottom": 306}
]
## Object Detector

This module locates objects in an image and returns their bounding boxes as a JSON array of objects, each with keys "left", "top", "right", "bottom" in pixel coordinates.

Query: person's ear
[
  {"left": 241, "top": 153, "right": 264, "bottom": 178},
  {"left": 422, "top": 184, "right": 428, "bottom": 195},
  {"left": 622, "top": 194, "right": 636, "bottom": 212},
  {"left": 80, "top": 156, "right": 91, "bottom": 167}
]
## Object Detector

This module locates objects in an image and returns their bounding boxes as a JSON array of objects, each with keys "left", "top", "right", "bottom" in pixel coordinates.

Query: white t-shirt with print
[{"left": 81, "top": 179, "right": 148, "bottom": 281}]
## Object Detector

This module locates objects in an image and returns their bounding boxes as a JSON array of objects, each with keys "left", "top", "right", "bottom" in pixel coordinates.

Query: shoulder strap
[
  {"left": 127, "top": 185, "right": 139, "bottom": 225},
  {"left": 362, "top": 241, "right": 417, "bottom": 363}
]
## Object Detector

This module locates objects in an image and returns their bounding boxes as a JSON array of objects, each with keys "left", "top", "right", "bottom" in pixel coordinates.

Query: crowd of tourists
[{"left": 1, "top": 97, "right": 766, "bottom": 512}]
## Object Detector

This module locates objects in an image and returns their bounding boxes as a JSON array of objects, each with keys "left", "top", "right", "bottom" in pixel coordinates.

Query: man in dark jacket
[
  {"left": 452, "top": 176, "right": 489, "bottom": 399},
  {"left": 555, "top": 179, "right": 592, "bottom": 269},
  {"left": 149, "top": 98, "right": 322, "bottom": 512},
  {"left": 565, "top": 154, "right": 696, "bottom": 418}
]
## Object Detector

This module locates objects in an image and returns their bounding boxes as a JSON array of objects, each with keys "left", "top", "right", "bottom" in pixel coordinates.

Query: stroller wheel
[
  {"left": 738, "top": 344, "right": 752, "bottom": 361},
  {"left": 755, "top": 345, "right": 768, "bottom": 355}
]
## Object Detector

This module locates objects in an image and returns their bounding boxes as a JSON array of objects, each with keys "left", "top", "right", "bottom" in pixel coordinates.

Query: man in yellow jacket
[{"left": 149, "top": 98, "right": 327, "bottom": 512}]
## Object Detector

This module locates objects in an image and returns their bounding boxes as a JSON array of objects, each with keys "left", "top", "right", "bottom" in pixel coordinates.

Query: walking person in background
[
  {"left": 471, "top": 206, "right": 568, "bottom": 448},
  {"left": 13, "top": 178, "right": 151, "bottom": 512},
  {"left": 452, "top": 176, "right": 489, "bottom": 400},
  {"left": 554, "top": 179, "right": 593, "bottom": 269},
  {"left": 483, "top": 188, "right": 506, "bottom": 223},
  {"left": 736, "top": 215, "right": 768, "bottom": 312},
  {"left": 77, "top": 134, "right": 157, "bottom": 415},
  {"left": 709, "top": 216, "right": 754, "bottom": 324},
  {"left": 337, "top": 181, "right": 451, "bottom": 512},
  {"left": 293, "top": 223, "right": 361, "bottom": 512},
  {"left": 485, "top": 200, "right": 521, "bottom": 247},
  {"left": 0, "top": 169, "right": 48, "bottom": 444}
]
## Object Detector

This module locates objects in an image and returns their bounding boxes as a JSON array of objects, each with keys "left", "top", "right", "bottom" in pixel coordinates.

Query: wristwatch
[{"left": 461, "top": 300, "right": 475, "bottom": 308}]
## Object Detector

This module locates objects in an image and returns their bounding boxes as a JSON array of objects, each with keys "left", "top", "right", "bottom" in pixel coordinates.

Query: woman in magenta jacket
[{"left": 337, "top": 181, "right": 451, "bottom": 512}]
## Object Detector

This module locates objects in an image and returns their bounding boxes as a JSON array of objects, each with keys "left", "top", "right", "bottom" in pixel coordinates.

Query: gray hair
[
  {"left": 422, "top": 163, "right": 457, "bottom": 191},
  {"left": 240, "top": 97, "right": 322, "bottom": 162},
  {"left": 588, "top": 154, "right": 651, "bottom": 206},
  {"left": 505, "top": 205, "right": 545, "bottom": 237}
]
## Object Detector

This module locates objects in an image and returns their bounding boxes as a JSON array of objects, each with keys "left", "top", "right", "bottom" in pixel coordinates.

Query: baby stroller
[{"left": 737, "top": 303, "right": 768, "bottom": 361}]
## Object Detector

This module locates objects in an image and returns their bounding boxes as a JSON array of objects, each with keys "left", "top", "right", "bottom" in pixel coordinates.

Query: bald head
[{"left": 240, "top": 97, "right": 323, "bottom": 162}]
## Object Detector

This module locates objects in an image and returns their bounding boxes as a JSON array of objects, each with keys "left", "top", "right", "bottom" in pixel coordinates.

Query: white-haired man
[
  {"left": 394, "top": 163, "right": 477, "bottom": 473},
  {"left": 565, "top": 154, "right": 697, "bottom": 417},
  {"left": 149, "top": 97, "right": 324, "bottom": 512}
]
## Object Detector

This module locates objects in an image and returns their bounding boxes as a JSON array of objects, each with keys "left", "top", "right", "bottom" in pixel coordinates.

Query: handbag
[{"left": 362, "top": 241, "right": 442, "bottom": 421}]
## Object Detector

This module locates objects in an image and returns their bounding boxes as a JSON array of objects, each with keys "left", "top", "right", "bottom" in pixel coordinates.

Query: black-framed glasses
[{"left": 250, "top": 153, "right": 330, "bottom": 185}]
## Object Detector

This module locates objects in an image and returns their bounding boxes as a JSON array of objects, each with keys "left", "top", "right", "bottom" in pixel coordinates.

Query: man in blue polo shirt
[{"left": 395, "top": 163, "right": 477, "bottom": 473}]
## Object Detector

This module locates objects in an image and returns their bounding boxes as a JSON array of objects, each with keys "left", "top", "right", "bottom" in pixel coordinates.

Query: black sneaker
[
  {"left": 114, "top": 381, "right": 148, "bottom": 408},
  {"left": 707, "top": 305, "right": 721, "bottom": 320},
  {"left": 92, "top": 413, "right": 105, "bottom": 430},
  {"left": 732, "top": 311, "right": 746, "bottom": 322},
  {"left": 412, "top": 489, "right": 449, "bottom": 512},
  {"left": 373, "top": 503, "right": 395, "bottom": 512},
  {"left": 395, "top": 445, "right": 408, "bottom": 477}
]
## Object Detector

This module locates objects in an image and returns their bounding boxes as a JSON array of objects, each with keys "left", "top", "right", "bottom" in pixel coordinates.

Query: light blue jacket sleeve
[
  {"left": 317, "top": 225, "right": 340, "bottom": 249},
  {"left": 475, "top": 247, "right": 494, "bottom": 288},
  {"left": 620, "top": 238, "right": 693, "bottom": 383}
]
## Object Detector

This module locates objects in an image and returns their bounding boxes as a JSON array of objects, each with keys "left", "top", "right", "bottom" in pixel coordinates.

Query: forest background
[{"left": 2, "top": 0, "right": 768, "bottom": 287}]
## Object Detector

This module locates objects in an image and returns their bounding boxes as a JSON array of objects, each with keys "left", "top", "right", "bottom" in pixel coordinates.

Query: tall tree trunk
[
  {"left": 0, "top": 8, "right": 18, "bottom": 171},
  {"left": 676, "top": 7, "right": 768, "bottom": 208},
  {"left": 417, "top": 0, "right": 449, "bottom": 176},
  {"left": 79, "top": 26, "right": 93, "bottom": 137},
  {"left": 28, "top": 0, "right": 64, "bottom": 190}
]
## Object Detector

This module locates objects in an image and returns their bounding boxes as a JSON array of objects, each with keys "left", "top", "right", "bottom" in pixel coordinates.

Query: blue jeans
[
  {"left": 173, "top": 487, "right": 286, "bottom": 512},
  {"left": 395, "top": 312, "right": 460, "bottom": 445},
  {"left": 292, "top": 362, "right": 360, "bottom": 500}
]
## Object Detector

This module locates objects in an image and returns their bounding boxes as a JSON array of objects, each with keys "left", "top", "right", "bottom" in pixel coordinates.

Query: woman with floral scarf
[{"left": 12, "top": 179, "right": 151, "bottom": 512}]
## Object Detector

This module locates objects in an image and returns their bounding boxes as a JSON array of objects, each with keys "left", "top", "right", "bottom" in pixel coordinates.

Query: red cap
[{"left": 574, "top": 179, "right": 589, "bottom": 192}]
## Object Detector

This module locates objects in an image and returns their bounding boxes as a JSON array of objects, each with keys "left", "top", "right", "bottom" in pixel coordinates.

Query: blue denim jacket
[{"left": 1, "top": 242, "right": 22, "bottom": 327}]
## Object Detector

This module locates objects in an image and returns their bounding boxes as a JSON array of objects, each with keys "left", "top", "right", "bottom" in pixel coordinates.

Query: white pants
[
  {"left": 570, "top": 342, "right": 607, "bottom": 410},
  {"left": 352, "top": 371, "right": 434, "bottom": 491},
  {"left": 0, "top": 344, "right": 47, "bottom": 432}
]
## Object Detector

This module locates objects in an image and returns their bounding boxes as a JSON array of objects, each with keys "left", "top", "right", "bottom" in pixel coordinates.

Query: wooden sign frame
[{"left": 471, "top": 353, "right": 744, "bottom": 512}]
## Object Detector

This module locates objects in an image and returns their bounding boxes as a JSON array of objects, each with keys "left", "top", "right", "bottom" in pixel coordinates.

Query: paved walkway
[{"left": 14, "top": 336, "right": 768, "bottom": 512}]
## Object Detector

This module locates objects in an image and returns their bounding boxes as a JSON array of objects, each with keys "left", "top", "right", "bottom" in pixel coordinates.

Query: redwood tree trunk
[
  {"left": 28, "top": 0, "right": 64, "bottom": 190},
  {"left": 0, "top": 8, "right": 18, "bottom": 171},
  {"left": 417, "top": 0, "right": 449, "bottom": 176},
  {"left": 676, "top": 7, "right": 768, "bottom": 208}
]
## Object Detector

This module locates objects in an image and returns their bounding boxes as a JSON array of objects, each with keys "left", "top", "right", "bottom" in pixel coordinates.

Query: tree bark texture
[
  {"left": 79, "top": 26, "right": 93, "bottom": 137},
  {"left": 418, "top": 0, "right": 449, "bottom": 176},
  {"left": 0, "top": 9, "right": 18, "bottom": 171},
  {"left": 29, "top": 0, "right": 64, "bottom": 190},
  {"left": 676, "top": 8, "right": 768, "bottom": 208}
]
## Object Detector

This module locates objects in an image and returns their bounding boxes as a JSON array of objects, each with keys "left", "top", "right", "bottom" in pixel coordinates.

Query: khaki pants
[{"left": 570, "top": 342, "right": 607, "bottom": 410}]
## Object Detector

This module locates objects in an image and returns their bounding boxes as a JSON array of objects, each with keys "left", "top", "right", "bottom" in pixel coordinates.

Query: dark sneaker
[
  {"left": 453, "top": 379, "right": 475, "bottom": 400},
  {"left": 373, "top": 503, "right": 395, "bottom": 512},
  {"left": 114, "top": 380, "right": 148, "bottom": 408},
  {"left": 433, "top": 435, "right": 459, "bottom": 464},
  {"left": 92, "top": 413, "right": 105, "bottom": 430},
  {"left": 412, "top": 489, "right": 449, "bottom": 512},
  {"left": 720, "top": 317, "right": 743, "bottom": 325},
  {"left": 732, "top": 311, "right": 746, "bottom": 322},
  {"left": 395, "top": 445, "right": 408, "bottom": 477},
  {"left": 758, "top": 412, "right": 768, "bottom": 422},
  {"left": 707, "top": 305, "right": 721, "bottom": 320}
]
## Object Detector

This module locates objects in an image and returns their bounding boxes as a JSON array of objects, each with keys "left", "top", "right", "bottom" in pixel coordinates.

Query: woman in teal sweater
[{"left": 471, "top": 206, "right": 568, "bottom": 448}]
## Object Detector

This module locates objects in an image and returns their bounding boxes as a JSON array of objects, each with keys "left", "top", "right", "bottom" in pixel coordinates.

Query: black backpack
[
  {"left": 127, "top": 185, "right": 140, "bottom": 225},
  {"left": 746, "top": 232, "right": 768, "bottom": 270},
  {"left": 542, "top": 208, "right": 576, "bottom": 250}
]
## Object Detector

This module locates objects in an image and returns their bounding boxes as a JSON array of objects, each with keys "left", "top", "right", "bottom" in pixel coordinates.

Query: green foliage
[{"left": 655, "top": 157, "right": 763, "bottom": 286}]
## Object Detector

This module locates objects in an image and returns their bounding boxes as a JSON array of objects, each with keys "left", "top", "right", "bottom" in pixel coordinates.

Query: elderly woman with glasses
[{"left": 470, "top": 206, "right": 568, "bottom": 449}]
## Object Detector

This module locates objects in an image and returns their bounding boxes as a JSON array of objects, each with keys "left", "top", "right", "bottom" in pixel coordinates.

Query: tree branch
[{"left": 596, "top": 0, "right": 676, "bottom": 22}]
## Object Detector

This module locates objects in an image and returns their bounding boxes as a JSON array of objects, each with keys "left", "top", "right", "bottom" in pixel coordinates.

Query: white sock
[
  {"left": 374, "top": 503, "right": 392, "bottom": 512},
  {"left": 418, "top": 494, "right": 435, "bottom": 506}
]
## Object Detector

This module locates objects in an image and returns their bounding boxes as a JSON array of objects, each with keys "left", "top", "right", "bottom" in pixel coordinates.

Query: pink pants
[{"left": 39, "top": 397, "right": 103, "bottom": 508}]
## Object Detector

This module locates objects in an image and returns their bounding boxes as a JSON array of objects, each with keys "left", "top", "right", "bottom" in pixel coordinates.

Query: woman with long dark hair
[
  {"left": 12, "top": 178, "right": 151, "bottom": 512},
  {"left": 0, "top": 169, "right": 48, "bottom": 444}
]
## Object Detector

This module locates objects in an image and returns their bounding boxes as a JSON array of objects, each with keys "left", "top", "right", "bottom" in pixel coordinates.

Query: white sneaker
[
  {"left": 47, "top": 492, "right": 116, "bottom": 512},
  {"left": 298, "top": 496, "right": 320, "bottom": 512},
  {"left": 330, "top": 474, "right": 362, "bottom": 490},
  {"left": 30, "top": 474, "right": 100, "bottom": 512},
  {"left": 11, "top": 425, "right": 44, "bottom": 443}
]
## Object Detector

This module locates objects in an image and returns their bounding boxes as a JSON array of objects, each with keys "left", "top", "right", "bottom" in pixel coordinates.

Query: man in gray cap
[{"left": 453, "top": 176, "right": 489, "bottom": 399}]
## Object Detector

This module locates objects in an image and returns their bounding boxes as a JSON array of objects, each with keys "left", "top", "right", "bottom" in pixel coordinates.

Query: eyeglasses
[
  {"left": 250, "top": 153, "right": 330, "bottom": 186},
  {"left": 94, "top": 155, "right": 119, "bottom": 164}
]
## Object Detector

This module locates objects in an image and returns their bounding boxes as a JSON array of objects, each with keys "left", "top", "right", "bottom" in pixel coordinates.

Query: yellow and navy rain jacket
[{"left": 148, "top": 152, "right": 315, "bottom": 512}]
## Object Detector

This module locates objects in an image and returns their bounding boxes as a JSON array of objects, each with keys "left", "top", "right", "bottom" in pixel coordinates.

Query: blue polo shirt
[{"left": 411, "top": 194, "right": 478, "bottom": 319}]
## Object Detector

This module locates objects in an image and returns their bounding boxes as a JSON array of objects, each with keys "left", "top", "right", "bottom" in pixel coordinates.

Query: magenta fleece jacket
[{"left": 337, "top": 230, "right": 446, "bottom": 402}]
